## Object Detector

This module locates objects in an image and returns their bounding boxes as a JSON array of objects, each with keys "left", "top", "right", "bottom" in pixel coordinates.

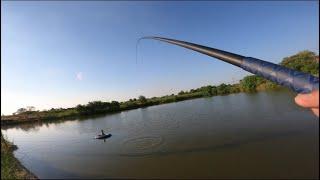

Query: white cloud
[{"left": 76, "top": 72, "right": 83, "bottom": 81}]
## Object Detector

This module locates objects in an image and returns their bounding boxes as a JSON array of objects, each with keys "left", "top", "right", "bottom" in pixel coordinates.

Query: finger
[
  {"left": 311, "top": 108, "right": 319, "bottom": 117},
  {"left": 295, "top": 91, "right": 319, "bottom": 108}
]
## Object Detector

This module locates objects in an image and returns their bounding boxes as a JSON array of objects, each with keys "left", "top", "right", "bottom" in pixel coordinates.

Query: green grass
[{"left": 1, "top": 134, "right": 36, "bottom": 179}]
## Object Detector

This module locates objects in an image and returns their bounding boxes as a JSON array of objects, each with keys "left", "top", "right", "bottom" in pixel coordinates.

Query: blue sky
[{"left": 1, "top": 1, "right": 319, "bottom": 115}]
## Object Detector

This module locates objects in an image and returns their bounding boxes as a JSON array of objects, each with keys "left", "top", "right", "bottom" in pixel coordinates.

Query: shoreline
[
  {"left": 14, "top": 154, "right": 38, "bottom": 179},
  {"left": 1, "top": 134, "right": 38, "bottom": 179},
  {"left": 1, "top": 91, "right": 216, "bottom": 126},
  {"left": 1, "top": 88, "right": 289, "bottom": 128}
]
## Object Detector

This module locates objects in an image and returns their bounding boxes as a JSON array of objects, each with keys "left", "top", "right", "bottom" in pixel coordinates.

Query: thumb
[{"left": 295, "top": 90, "right": 319, "bottom": 108}]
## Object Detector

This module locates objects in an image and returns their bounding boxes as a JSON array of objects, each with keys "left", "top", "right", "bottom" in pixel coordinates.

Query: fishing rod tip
[{"left": 139, "top": 36, "right": 155, "bottom": 40}]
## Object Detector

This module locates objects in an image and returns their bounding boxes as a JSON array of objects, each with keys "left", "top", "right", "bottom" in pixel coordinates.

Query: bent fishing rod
[{"left": 141, "top": 36, "right": 319, "bottom": 94}]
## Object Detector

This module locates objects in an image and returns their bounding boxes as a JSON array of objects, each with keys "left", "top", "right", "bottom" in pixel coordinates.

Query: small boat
[{"left": 95, "top": 133, "right": 112, "bottom": 139}]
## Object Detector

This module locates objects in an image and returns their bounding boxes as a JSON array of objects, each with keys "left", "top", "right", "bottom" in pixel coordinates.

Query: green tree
[
  {"left": 240, "top": 75, "right": 264, "bottom": 92},
  {"left": 281, "top": 50, "right": 319, "bottom": 76},
  {"left": 230, "top": 84, "right": 241, "bottom": 93},
  {"left": 138, "top": 96, "right": 147, "bottom": 104},
  {"left": 217, "top": 83, "right": 230, "bottom": 95},
  {"left": 178, "top": 91, "right": 185, "bottom": 95},
  {"left": 76, "top": 104, "right": 87, "bottom": 115},
  {"left": 15, "top": 108, "right": 27, "bottom": 114},
  {"left": 211, "top": 86, "right": 217, "bottom": 96},
  {"left": 200, "top": 86, "right": 212, "bottom": 97}
]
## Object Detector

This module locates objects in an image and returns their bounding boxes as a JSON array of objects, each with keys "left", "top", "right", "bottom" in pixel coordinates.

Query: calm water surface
[{"left": 2, "top": 90, "right": 319, "bottom": 179}]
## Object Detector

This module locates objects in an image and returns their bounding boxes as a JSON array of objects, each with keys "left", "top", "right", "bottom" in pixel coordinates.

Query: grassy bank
[
  {"left": 1, "top": 50, "right": 318, "bottom": 126},
  {"left": 1, "top": 133, "right": 37, "bottom": 179}
]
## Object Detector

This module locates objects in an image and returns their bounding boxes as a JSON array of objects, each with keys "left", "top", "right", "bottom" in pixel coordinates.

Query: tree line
[{"left": 3, "top": 50, "right": 318, "bottom": 123}]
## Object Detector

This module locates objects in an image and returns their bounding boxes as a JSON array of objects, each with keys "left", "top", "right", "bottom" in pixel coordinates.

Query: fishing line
[
  {"left": 135, "top": 37, "right": 152, "bottom": 65},
  {"left": 135, "top": 37, "right": 143, "bottom": 65}
]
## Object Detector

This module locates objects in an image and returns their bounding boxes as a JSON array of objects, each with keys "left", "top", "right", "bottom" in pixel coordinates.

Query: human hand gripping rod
[{"left": 143, "top": 36, "right": 319, "bottom": 94}]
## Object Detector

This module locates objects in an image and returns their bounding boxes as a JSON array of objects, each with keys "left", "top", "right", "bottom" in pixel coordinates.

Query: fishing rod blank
[{"left": 142, "top": 36, "right": 319, "bottom": 94}]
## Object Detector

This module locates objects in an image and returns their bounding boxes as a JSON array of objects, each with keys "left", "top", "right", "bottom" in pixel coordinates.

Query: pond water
[{"left": 2, "top": 90, "right": 319, "bottom": 179}]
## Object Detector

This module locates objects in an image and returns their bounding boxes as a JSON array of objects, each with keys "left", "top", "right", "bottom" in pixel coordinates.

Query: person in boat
[{"left": 101, "top": 129, "right": 105, "bottom": 136}]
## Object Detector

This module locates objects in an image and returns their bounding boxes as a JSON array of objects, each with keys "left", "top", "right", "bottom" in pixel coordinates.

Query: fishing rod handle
[{"left": 241, "top": 57, "right": 319, "bottom": 94}]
